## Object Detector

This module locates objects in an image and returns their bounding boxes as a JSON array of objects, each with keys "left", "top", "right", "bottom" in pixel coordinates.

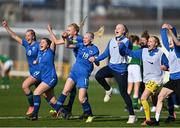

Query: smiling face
[
  {"left": 147, "top": 36, "right": 158, "bottom": 50},
  {"left": 83, "top": 32, "right": 94, "bottom": 46},
  {"left": 114, "top": 24, "right": 125, "bottom": 37},
  {"left": 25, "top": 30, "right": 35, "bottom": 44},
  {"left": 66, "top": 26, "right": 77, "bottom": 37},
  {"left": 40, "top": 39, "right": 49, "bottom": 51}
]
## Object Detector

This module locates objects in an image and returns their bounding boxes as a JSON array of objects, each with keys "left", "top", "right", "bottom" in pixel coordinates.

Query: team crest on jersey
[
  {"left": 32, "top": 47, "right": 36, "bottom": 51},
  {"left": 27, "top": 50, "right": 32, "bottom": 56},
  {"left": 89, "top": 50, "right": 93, "bottom": 54}
]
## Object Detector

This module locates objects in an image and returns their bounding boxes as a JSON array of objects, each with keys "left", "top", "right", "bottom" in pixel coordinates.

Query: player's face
[
  {"left": 114, "top": 24, "right": 125, "bottom": 37},
  {"left": 83, "top": 34, "right": 91, "bottom": 45},
  {"left": 40, "top": 39, "right": 49, "bottom": 51},
  {"left": 25, "top": 31, "right": 34, "bottom": 44},
  {"left": 66, "top": 26, "right": 76, "bottom": 37},
  {"left": 147, "top": 37, "right": 157, "bottom": 50},
  {"left": 140, "top": 37, "right": 148, "bottom": 46}
]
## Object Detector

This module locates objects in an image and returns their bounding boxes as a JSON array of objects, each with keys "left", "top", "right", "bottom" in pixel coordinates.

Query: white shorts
[
  {"left": 128, "top": 64, "right": 142, "bottom": 83},
  {"left": 4, "top": 60, "right": 13, "bottom": 71}
]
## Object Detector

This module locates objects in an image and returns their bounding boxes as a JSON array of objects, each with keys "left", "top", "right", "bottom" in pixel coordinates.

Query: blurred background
[{"left": 0, "top": 0, "right": 179, "bottom": 79}]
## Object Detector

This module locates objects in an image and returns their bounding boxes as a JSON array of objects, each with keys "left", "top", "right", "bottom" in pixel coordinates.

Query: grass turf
[{"left": 0, "top": 77, "right": 179, "bottom": 127}]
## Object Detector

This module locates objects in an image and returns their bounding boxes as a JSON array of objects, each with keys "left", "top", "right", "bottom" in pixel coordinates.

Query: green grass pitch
[{"left": 0, "top": 77, "right": 179, "bottom": 127}]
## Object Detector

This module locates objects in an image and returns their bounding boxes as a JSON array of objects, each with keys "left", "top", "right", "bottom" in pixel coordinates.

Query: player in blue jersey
[
  {"left": 148, "top": 23, "right": 180, "bottom": 126},
  {"left": 89, "top": 24, "right": 136, "bottom": 124},
  {"left": 47, "top": 23, "right": 83, "bottom": 117},
  {"left": 2, "top": 20, "right": 41, "bottom": 116},
  {"left": 2, "top": 20, "right": 57, "bottom": 117},
  {"left": 119, "top": 35, "right": 169, "bottom": 126},
  {"left": 27, "top": 37, "right": 58, "bottom": 120},
  {"left": 52, "top": 32, "right": 99, "bottom": 123}
]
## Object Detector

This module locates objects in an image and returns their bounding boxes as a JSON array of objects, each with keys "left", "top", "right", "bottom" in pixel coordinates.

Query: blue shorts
[
  {"left": 69, "top": 70, "right": 89, "bottom": 89},
  {"left": 42, "top": 76, "right": 58, "bottom": 88},
  {"left": 31, "top": 71, "right": 41, "bottom": 82}
]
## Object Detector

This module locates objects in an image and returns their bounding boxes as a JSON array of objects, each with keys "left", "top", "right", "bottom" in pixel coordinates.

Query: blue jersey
[
  {"left": 37, "top": 48, "right": 58, "bottom": 87},
  {"left": 70, "top": 43, "right": 99, "bottom": 88},
  {"left": 67, "top": 34, "right": 83, "bottom": 57},
  {"left": 161, "top": 27, "right": 180, "bottom": 80},
  {"left": 22, "top": 39, "right": 39, "bottom": 75}
]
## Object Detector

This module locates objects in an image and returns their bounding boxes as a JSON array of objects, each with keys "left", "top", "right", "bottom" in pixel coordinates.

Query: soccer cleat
[
  {"left": 85, "top": 116, "right": 94, "bottom": 123},
  {"left": 26, "top": 106, "right": 34, "bottom": 116},
  {"left": 49, "top": 109, "right": 59, "bottom": 118},
  {"left": 146, "top": 118, "right": 159, "bottom": 126},
  {"left": 112, "top": 88, "right": 120, "bottom": 94},
  {"left": 139, "top": 106, "right": 144, "bottom": 112},
  {"left": 141, "top": 120, "right": 152, "bottom": 126},
  {"left": 104, "top": 87, "right": 112, "bottom": 102},
  {"left": 26, "top": 112, "right": 38, "bottom": 121},
  {"left": 165, "top": 116, "right": 175, "bottom": 123},
  {"left": 26, "top": 114, "right": 38, "bottom": 121},
  {"left": 151, "top": 106, "right": 156, "bottom": 112},
  {"left": 174, "top": 104, "right": 179, "bottom": 108},
  {"left": 79, "top": 113, "right": 89, "bottom": 120},
  {"left": 127, "top": 115, "right": 137, "bottom": 124},
  {"left": 0, "top": 85, "right": 5, "bottom": 89}
]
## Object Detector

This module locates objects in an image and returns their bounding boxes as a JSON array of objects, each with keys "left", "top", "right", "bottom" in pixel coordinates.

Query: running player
[
  {"left": 119, "top": 35, "right": 168, "bottom": 126},
  {"left": 47, "top": 23, "right": 83, "bottom": 117},
  {"left": 53, "top": 32, "right": 99, "bottom": 123},
  {"left": 27, "top": 37, "right": 58, "bottom": 120},
  {"left": 149, "top": 23, "right": 180, "bottom": 126},
  {"left": 89, "top": 24, "right": 136, "bottom": 124}
]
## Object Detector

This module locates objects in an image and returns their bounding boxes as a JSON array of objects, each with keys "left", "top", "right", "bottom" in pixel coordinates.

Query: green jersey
[
  {"left": 0, "top": 55, "right": 10, "bottom": 63},
  {"left": 129, "top": 45, "right": 141, "bottom": 65}
]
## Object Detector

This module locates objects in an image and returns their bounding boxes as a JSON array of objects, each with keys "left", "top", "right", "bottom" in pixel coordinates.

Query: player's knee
[
  {"left": 95, "top": 73, "right": 102, "bottom": 80},
  {"left": 33, "top": 90, "right": 41, "bottom": 95},
  {"left": 158, "top": 94, "right": 164, "bottom": 102},
  {"left": 62, "top": 90, "right": 70, "bottom": 96},
  {"left": 22, "top": 81, "right": 30, "bottom": 91},
  {"left": 79, "top": 96, "right": 87, "bottom": 104}
]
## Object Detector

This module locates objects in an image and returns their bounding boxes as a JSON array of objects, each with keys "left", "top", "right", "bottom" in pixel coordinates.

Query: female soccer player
[
  {"left": 127, "top": 35, "right": 142, "bottom": 110},
  {"left": 89, "top": 24, "right": 136, "bottom": 124},
  {"left": 27, "top": 37, "right": 58, "bottom": 120},
  {"left": 119, "top": 35, "right": 168, "bottom": 126},
  {"left": 2, "top": 20, "right": 41, "bottom": 116},
  {"left": 149, "top": 23, "right": 180, "bottom": 126},
  {"left": 47, "top": 23, "right": 83, "bottom": 117},
  {"left": 2, "top": 20, "right": 56, "bottom": 116},
  {"left": 52, "top": 32, "right": 99, "bottom": 123}
]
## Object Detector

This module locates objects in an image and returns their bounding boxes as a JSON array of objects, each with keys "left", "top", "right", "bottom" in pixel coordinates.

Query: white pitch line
[{"left": 0, "top": 115, "right": 179, "bottom": 120}]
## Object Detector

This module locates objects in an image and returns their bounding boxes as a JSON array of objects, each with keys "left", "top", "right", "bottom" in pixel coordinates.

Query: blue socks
[
  {"left": 82, "top": 99, "right": 92, "bottom": 116},
  {"left": 54, "top": 94, "right": 67, "bottom": 112},
  {"left": 33, "top": 95, "right": 41, "bottom": 116},
  {"left": 26, "top": 91, "right": 34, "bottom": 106},
  {"left": 67, "top": 87, "right": 76, "bottom": 111}
]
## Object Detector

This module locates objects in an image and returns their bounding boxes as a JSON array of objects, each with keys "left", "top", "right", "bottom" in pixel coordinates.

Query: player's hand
[
  {"left": 2, "top": 20, "right": 8, "bottom": 27},
  {"left": 61, "top": 32, "right": 68, "bottom": 39},
  {"left": 160, "top": 65, "right": 168, "bottom": 71},
  {"left": 88, "top": 56, "right": 95, "bottom": 62},
  {"left": 47, "top": 24, "right": 52, "bottom": 32},
  {"left": 162, "top": 23, "right": 169, "bottom": 29}
]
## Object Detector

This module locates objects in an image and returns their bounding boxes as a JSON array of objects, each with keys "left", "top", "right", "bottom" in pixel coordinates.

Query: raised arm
[
  {"left": 2, "top": 20, "right": 22, "bottom": 44},
  {"left": 47, "top": 24, "right": 66, "bottom": 45},
  {"left": 169, "top": 29, "right": 180, "bottom": 46}
]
